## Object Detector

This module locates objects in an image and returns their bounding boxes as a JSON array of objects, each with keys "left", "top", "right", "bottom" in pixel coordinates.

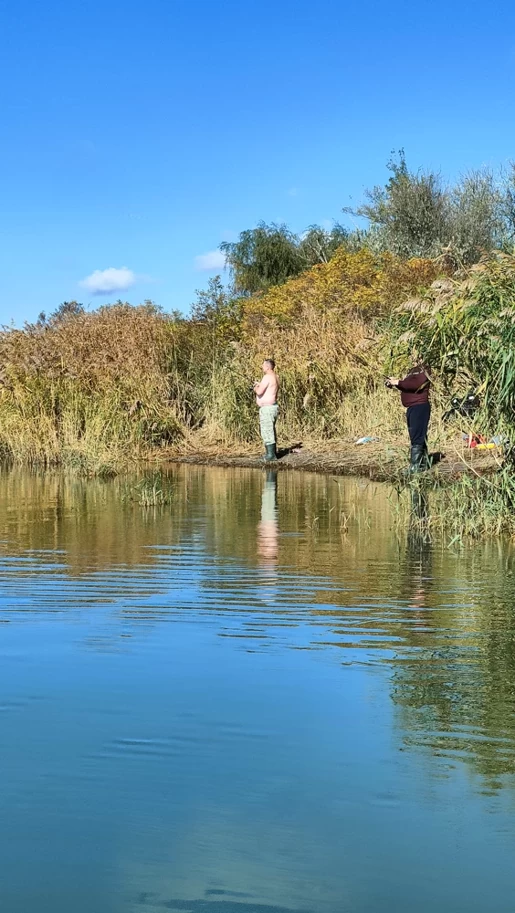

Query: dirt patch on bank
[{"left": 163, "top": 439, "right": 502, "bottom": 483}]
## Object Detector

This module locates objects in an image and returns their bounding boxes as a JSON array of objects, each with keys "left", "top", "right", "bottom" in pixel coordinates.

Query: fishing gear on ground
[{"left": 442, "top": 392, "right": 480, "bottom": 422}]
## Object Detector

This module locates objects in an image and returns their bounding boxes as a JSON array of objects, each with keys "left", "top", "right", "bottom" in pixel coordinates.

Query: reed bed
[{"left": 2, "top": 251, "right": 515, "bottom": 538}]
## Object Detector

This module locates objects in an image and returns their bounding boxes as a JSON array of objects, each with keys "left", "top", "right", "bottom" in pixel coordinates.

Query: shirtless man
[{"left": 254, "top": 359, "right": 279, "bottom": 461}]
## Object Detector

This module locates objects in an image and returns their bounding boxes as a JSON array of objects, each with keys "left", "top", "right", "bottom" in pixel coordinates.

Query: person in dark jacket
[{"left": 387, "top": 364, "right": 431, "bottom": 470}]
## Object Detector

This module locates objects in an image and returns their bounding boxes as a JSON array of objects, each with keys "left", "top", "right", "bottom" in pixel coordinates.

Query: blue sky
[{"left": 1, "top": 0, "right": 515, "bottom": 325}]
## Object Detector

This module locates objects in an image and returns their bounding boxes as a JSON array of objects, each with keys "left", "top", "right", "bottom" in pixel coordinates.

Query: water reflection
[
  {"left": 0, "top": 465, "right": 514, "bottom": 794},
  {"left": 410, "top": 484, "right": 429, "bottom": 529},
  {"left": 391, "top": 528, "right": 515, "bottom": 787},
  {"left": 1, "top": 467, "right": 515, "bottom": 910},
  {"left": 405, "top": 525, "right": 433, "bottom": 617},
  {"left": 257, "top": 471, "right": 279, "bottom": 566}
]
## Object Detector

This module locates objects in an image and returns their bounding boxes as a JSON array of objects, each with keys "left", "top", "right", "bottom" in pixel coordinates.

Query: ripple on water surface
[{"left": 1, "top": 466, "right": 515, "bottom": 913}]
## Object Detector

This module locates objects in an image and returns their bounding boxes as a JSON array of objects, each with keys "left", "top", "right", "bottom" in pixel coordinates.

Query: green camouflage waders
[{"left": 259, "top": 405, "right": 278, "bottom": 446}]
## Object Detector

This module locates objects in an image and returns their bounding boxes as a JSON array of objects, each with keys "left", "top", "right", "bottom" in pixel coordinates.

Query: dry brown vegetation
[
  {"left": 0, "top": 304, "right": 179, "bottom": 472},
  {"left": 0, "top": 250, "right": 443, "bottom": 473},
  {"left": 2, "top": 247, "right": 514, "bottom": 513}
]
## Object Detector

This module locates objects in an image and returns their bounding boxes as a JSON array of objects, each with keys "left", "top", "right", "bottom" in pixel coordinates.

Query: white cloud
[
  {"left": 79, "top": 266, "right": 136, "bottom": 295},
  {"left": 195, "top": 250, "right": 226, "bottom": 272},
  {"left": 288, "top": 187, "right": 298, "bottom": 197}
]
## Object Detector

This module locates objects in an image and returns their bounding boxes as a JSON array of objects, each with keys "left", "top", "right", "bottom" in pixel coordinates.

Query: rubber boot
[
  {"left": 409, "top": 444, "right": 426, "bottom": 472},
  {"left": 264, "top": 443, "right": 277, "bottom": 462}
]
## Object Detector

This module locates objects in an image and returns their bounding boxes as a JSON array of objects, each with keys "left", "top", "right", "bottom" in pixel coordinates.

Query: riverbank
[{"left": 163, "top": 435, "right": 503, "bottom": 483}]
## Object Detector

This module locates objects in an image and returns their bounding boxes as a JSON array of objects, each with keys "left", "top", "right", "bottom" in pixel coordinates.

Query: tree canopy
[{"left": 219, "top": 220, "right": 354, "bottom": 295}]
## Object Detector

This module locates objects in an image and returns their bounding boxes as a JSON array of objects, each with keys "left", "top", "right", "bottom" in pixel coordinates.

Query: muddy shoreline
[{"left": 164, "top": 441, "right": 500, "bottom": 483}]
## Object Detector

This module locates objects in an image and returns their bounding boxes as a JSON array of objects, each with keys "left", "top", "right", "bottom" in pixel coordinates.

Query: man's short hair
[{"left": 264, "top": 358, "right": 275, "bottom": 369}]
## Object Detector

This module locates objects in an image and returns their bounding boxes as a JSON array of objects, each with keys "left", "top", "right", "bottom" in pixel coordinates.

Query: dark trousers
[{"left": 407, "top": 403, "right": 431, "bottom": 448}]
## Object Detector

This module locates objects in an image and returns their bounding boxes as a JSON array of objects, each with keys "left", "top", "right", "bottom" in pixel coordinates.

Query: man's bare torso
[{"left": 255, "top": 371, "right": 279, "bottom": 407}]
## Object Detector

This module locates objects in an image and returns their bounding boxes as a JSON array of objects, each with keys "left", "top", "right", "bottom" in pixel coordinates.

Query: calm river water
[{"left": 1, "top": 466, "right": 515, "bottom": 912}]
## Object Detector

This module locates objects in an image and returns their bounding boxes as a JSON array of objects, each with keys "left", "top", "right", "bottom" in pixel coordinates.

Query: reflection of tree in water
[
  {"left": 0, "top": 468, "right": 181, "bottom": 575},
  {"left": 178, "top": 466, "right": 515, "bottom": 794},
  {"left": 3, "top": 466, "right": 515, "bottom": 790},
  {"left": 390, "top": 535, "right": 515, "bottom": 788}
]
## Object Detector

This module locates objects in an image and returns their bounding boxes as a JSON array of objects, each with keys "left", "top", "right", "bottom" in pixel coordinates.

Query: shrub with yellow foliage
[
  {"left": 237, "top": 249, "right": 442, "bottom": 437},
  {"left": 242, "top": 248, "right": 441, "bottom": 326},
  {"left": 0, "top": 249, "right": 444, "bottom": 467}
]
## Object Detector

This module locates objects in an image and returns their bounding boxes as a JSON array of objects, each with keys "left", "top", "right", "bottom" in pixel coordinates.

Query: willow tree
[
  {"left": 220, "top": 222, "right": 304, "bottom": 295},
  {"left": 219, "top": 220, "right": 354, "bottom": 295}
]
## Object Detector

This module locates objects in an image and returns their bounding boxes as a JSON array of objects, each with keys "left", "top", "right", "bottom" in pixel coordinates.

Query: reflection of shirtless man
[
  {"left": 257, "top": 471, "right": 279, "bottom": 565},
  {"left": 254, "top": 359, "right": 279, "bottom": 461}
]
